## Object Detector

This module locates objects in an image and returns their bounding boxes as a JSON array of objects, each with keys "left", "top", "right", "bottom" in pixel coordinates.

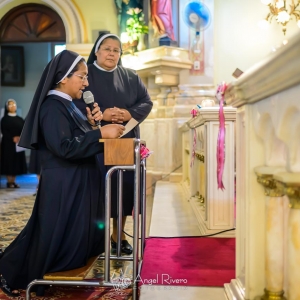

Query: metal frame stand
[{"left": 25, "top": 139, "right": 147, "bottom": 300}]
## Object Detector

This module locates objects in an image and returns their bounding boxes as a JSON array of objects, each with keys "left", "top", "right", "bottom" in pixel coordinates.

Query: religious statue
[{"left": 151, "top": 0, "right": 175, "bottom": 45}]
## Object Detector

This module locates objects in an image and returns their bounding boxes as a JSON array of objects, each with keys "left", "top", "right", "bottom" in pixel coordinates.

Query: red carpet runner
[{"left": 140, "top": 237, "right": 235, "bottom": 287}]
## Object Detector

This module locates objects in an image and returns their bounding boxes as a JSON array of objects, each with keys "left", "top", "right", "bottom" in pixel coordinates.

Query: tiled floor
[{"left": 0, "top": 176, "right": 227, "bottom": 300}]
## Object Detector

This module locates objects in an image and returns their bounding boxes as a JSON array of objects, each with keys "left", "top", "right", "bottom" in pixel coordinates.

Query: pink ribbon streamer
[
  {"left": 190, "top": 129, "right": 197, "bottom": 167},
  {"left": 190, "top": 108, "right": 198, "bottom": 167},
  {"left": 216, "top": 82, "right": 227, "bottom": 190}
]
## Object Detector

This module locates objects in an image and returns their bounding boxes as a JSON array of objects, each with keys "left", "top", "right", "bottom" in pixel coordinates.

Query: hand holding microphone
[
  {"left": 83, "top": 91, "right": 102, "bottom": 128},
  {"left": 83, "top": 91, "right": 125, "bottom": 138}
]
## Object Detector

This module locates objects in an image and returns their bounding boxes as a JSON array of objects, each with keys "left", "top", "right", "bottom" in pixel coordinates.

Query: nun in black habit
[
  {"left": 75, "top": 33, "right": 153, "bottom": 255},
  {"left": 0, "top": 98, "right": 27, "bottom": 188},
  {"left": 0, "top": 50, "right": 125, "bottom": 297}
]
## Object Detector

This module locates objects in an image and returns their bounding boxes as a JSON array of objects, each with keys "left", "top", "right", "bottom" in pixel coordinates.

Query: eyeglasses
[
  {"left": 100, "top": 47, "right": 122, "bottom": 54},
  {"left": 72, "top": 74, "right": 88, "bottom": 82},
  {"left": 7, "top": 103, "right": 16, "bottom": 107}
]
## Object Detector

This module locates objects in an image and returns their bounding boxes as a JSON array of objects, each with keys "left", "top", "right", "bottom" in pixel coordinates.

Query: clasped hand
[
  {"left": 86, "top": 103, "right": 125, "bottom": 138},
  {"left": 103, "top": 106, "right": 131, "bottom": 124}
]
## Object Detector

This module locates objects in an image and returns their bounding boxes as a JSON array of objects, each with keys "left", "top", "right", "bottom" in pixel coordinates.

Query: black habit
[
  {"left": 0, "top": 96, "right": 105, "bottom": 289},
  {"left": 0, "top": 50, "right": 106, "bottom": 290},
  {"left": 75, "top": 64, "right": 153, "bottom": 217},
  {"left": 0, "top": 115, "right": 27, "bottom": 175}
]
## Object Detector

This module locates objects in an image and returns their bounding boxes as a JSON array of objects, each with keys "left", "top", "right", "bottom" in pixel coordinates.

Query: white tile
[{"left": 149, "top": 181, "right": 201, "bottom": 237}]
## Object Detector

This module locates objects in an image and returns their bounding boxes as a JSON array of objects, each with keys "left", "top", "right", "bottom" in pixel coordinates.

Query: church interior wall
[
  {"left": 178, "top": 0, "right": 214, "bottom": 84},
  {"left": 1, "top": 0, "right": 299, "bottom": 91},
  {"left": 0, "top": 0, "right": 300, "bottom": 120},
  {"left": 1, "top": 42, "right": 51, "bottom": 119},
  {"left": 214, "top": 0, "right": 299, "bottom": 85},
  {"left": 72, "top": 0, "right": 119, "bottom": 42},
  {"left": 0, "top": 1, "right": 300, "bottom": 297}
]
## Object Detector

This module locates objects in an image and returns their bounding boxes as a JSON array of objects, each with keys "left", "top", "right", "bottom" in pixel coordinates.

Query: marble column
[
  {"left": 256, "top": 172, "right": 286, "bottom": 300},
  {"left": 156, "top": 87, "right": 171, "bottom": 118},
  {"left": 166, "top": 86, "right": 178, "bottom": 107},
  {"left": 275, "top": 173, "right": 300, "bottom": 300}
]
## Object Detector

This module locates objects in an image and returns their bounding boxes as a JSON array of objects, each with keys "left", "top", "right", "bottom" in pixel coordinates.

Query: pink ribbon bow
[{"left": 140, "top": 144, "right": 153, "bottom": 160}]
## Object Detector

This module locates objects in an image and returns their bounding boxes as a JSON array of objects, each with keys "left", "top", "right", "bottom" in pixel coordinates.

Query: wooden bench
[{"left": 43, "top": 256, "right": 99, "bottom": 281}]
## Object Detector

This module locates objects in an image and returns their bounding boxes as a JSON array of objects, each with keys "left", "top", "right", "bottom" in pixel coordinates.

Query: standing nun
[
  {"left": 0, "top": 98, "right": 27, "bottom": 188},
  {"left": 0, "top": 50, "right": 124, "bottom": 297},
  {"left": 75, "top": 33, "right": 153, "bottom": 255}
]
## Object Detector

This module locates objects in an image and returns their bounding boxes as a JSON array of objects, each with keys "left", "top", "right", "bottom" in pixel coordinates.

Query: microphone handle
[{"left": 86, "top": 102, "right": 101, "bottom": 128}]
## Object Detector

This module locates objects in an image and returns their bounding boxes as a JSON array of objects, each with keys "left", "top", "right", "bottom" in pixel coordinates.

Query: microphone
[{"left": 83, "top": 91, "right": 101, "bottom": 128}]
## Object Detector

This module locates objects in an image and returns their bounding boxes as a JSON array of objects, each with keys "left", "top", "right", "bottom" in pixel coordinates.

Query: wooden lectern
[{"left": 100, "top": 138, "right": 135, "bottom": 165}]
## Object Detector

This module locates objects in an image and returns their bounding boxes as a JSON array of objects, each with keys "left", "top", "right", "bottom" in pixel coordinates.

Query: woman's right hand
[{"left": 100, "top": 124, "right": 125, "bottom": 138}]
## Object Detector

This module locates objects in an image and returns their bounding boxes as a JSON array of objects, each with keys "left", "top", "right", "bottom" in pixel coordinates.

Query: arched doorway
[
  {"left": 0, "top": 3, "right": 67, "bottom": 84},
  {"left": 0, "top": 3, "right": 66, "bottom": 88},
  {"left": 0, "top": 3, "right": 66, "bottom": 43},
  {"left": 0, "top": 3, "right": 67, "bottom": 142},
  {"left": 0, "top": 1, "right": 86, "bottom": 188}
]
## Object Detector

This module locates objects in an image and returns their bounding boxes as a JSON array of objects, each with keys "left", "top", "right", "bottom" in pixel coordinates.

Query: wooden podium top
[{"left": 99, "top": 138, "right": 144, "bottom": 166}]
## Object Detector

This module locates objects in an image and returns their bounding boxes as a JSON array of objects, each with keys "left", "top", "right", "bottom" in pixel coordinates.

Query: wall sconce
[{"left": 261, "top": 0, "right": 300, "bottom": 35}]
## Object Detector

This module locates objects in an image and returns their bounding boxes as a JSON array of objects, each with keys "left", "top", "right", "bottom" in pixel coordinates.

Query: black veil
[
  {"left": 86, "top": 33, "right": 123, "bottom": 66},
  {"left": 18, "top": 50, "right": 83, "bottom": 149}
]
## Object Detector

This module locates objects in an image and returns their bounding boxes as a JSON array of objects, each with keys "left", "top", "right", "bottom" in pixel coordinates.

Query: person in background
[
  {"left": 0, "top": 50, "right": 124, "bottom": 297},
  {"left": 75, "top": 33, "right": 153, "bottom": 255},
  {"left": 0, "top": 99, "right": 27, "bottom": 188}
]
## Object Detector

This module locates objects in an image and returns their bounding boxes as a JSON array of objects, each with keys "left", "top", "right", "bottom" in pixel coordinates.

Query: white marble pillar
[
  {"left": 166, "top": 86, "right": 178, "bottom": 107},
  {"left": 256, "top": 170, "right": 286, "bottom": 300},
  {"left": 265, "top": 196, "right": 285, "bottom": 295},
  {"left": 156, "top": 87, "right": 171, "bottom": 118},
  {"left": 287, "top": 208, "right": 300, "bottom": 300},
  {"left": 274, "top": 173, "right": 300, "bottom": 300}
]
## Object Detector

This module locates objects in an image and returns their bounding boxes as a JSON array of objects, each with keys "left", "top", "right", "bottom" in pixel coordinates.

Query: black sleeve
[
  {"left": 39, "top": 101, "right": 103, "bottom": 160},
  {"left": 1, "top": 117, "right": 14, "bottom": 139},
  {"left": 127, "top": 75, "right": 153, "bottom": 123}
]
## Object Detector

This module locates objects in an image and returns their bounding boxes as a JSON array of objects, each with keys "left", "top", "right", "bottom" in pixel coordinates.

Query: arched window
[{"left": 0, "top": 3, "right": 66, "bottom": 43}]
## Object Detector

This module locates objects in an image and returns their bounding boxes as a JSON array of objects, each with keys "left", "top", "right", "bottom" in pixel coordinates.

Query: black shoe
[
  {"left": 0, "top": 275, "right": 20, "bottom": 297},
  {"left": 111, "top": 236, "right": 133, "bottom": 255},
  {"left": 0, "top": 249, "right": 3, "bottom": 259}
]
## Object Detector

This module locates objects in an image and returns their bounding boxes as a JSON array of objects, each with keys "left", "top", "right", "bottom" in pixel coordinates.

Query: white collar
[
  {"left": 93, "top": 61, "right": 117, "bottom": 72},
  {"left": 47, "top": 90, "right": 73, "bottom": 101},
  {"left": 7, "top": 113, "right": 17, "bottom": 116}
]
